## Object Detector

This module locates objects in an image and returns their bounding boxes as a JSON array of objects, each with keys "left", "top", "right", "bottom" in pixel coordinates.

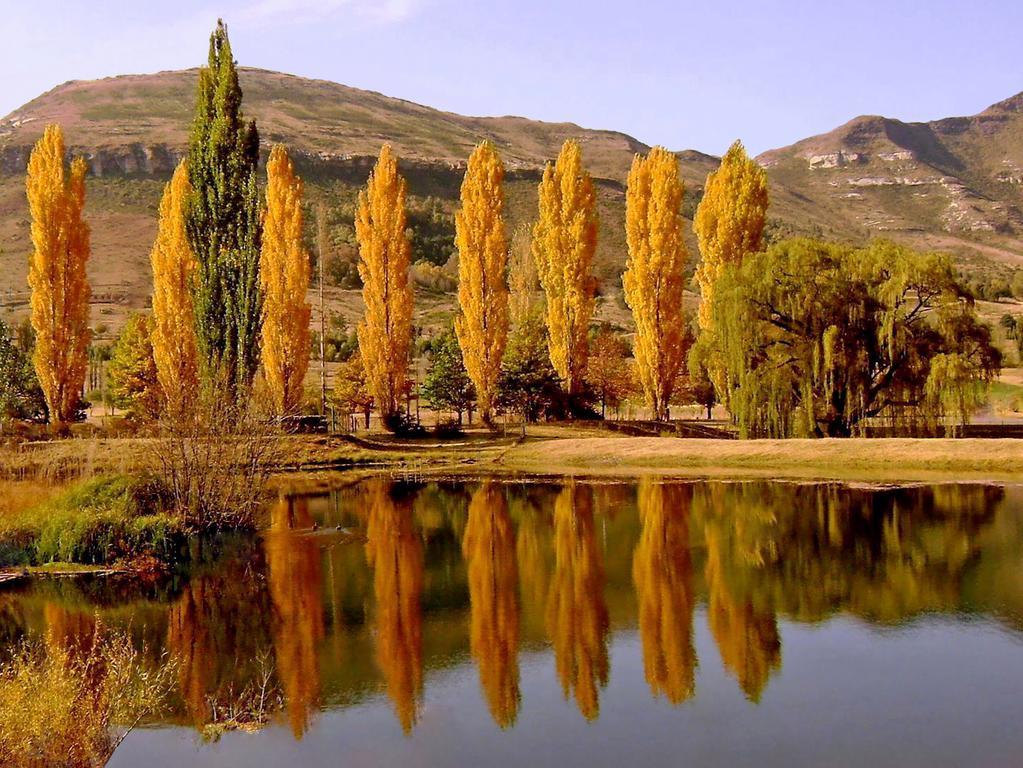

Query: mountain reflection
[{"left": 2, "top": 478, "right": 1019, "bottom": 740}]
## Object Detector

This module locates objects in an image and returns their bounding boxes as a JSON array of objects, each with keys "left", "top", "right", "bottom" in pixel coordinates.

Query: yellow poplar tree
[
  {"left": 150, "top": 161, "right": 198, "bottom": 413},
  {"left": 356, "top": 144, "right": 414, "bottom": 425},
  {"left": 26, "top": 124, "right": 91, "bottom": 426},
  {"left": 261, "top": 145, "right": 311, "bottom": 416},
  {"left": 532, "top": 139, "right": 598, "bottom": 394},
  {"left": 622, "top": 147, "right": 688, "bottom": 420},
  {"left": 455, "top": 140, "right": 509, "bottom": 421},
  {"left": 693, "top": 140, "right": 769, "bottom": 330}
]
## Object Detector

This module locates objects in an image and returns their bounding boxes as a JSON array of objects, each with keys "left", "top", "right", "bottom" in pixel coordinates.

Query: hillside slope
[
  {"left": 1, "top": 67, "right": 1021, "bottom": 344},
  {"left": 759, "top": 93, "right": 1023, "bottom": 267},
  {"left": 0, "top": 68, "right": 723, "bottom": 338}
]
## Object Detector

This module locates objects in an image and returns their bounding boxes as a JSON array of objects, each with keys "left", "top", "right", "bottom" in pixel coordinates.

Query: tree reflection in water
[
  {"left": 545, "top": 482, "right": 610, "bottom": 720},
  {"left": 267, "top": 494, "right": 325, "bottom": 738},
  {"left": 166, "top": 538, "right": 274, "bottom": 728},
  {"left": 364, "top": 478, "right": 424, "bottom": 734},
  {"left": 463, "top": 481, "right": 521, "bottom": 728},
  {"left": 632, "top": 481, "right": 697, "bottom": 705},
  {"left": 0, "top": 477, "right": 1016, "bottom": 747},
  {"left": 696, "top": 484, "right": 782, "bottom": 702}
]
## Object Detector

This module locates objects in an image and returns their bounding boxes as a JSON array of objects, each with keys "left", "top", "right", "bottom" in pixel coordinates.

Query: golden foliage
[
  {"left": 150, "top": 161, "right": 198, "bottom": 414},
  {"left": 545, "top": 483, "right": 609, "bottom": 720},
  {"left": 26, "top": 124, "right": 91, "bottom": 426},
  {"left": 462, "top": 482, "right": 521, "bottom": 728},
  {"left": 356, "top": 144, "right": 414, "bottom": 421},
  {"left": 364, "top": 479, "right": 424, "bottom": 733},
  {"left": 107, "top": 313, "right": 161, "bottom": 422},
  {"left": 261, "top": 146, "right": 312, "bottom": 416},
  {"left": 455, "top": 140, "right": 509, "bottom": 420},
  {"left": 632, "top": 482, "right": 697, "bottom": 704},
  {"left": 693, "top": 140, "right": 769, "bottom": 331},
  {"left": 508, "top": 223, "right": 540, "bottom": 328},
  {"left": 622, "top": 147, "right": 689, "bottom": 420},
  {"left": 532, "top": 140, "right": 598, "bottom": 393},
  {"left": 329, "top": 355, "right": 373, "bottom": 427},
  {"left": 0, "top": 614, "right": 171, "bottom": 768},
  {"left": 267, "top": 496, "right": 325, "bottom": 738},
  {"left": 584, "top": 327, "right": 634, "bottom": 417}
]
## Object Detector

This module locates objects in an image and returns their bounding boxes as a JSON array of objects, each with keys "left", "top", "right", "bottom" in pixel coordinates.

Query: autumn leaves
[
  {"left": 24, "top": 18, "right": 771, "bottom": 431},
  {"left": 25, "top": 126, "right": 91, "bottom": 427}
]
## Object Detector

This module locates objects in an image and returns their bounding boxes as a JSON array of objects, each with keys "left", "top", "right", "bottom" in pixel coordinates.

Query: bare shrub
[
  {"left": 200, "top": 650, "right": 284, "bottom": 741},
  {"left": 148, "top": 386, "right": 281, "bottom": 531}
]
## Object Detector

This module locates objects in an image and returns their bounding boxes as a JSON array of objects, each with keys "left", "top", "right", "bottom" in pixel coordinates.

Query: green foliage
[
  {"left": 0, "top": 319, "right": 46, "bottom": 425},
  {"left": 498, "top": 313, "right": 563, "bottom": 424},
  {"left": 713, "top": 238, "right": 1001, "bottom": 437},
  {"left": 107, "top": 313, "right": 161, "bottom": 422},
  {"left": 312, "top": 313, "right": 358, "bottom": 363},
  {"left": 323, "top": 245, "right": 362, "bottom": 288},
  {"left": 421, "top": 326, "right": 475, "bottom": 420},
  {"left": 0, "top": 476, "right": 183, "bottom": 566},
  {"left": 408, "top": 197, "right": 455, "bottom": 266},
  {"left": 998, "top": 313, "right": 1023, "bottom": 360},
  {"left": 185, "top": 20, "right": 263, "bottom": 399}
]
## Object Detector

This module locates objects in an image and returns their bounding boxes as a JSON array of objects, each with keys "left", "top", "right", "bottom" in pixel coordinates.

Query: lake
[{"left": 3, "top": 477, "right": 1023, "bottom": 767}]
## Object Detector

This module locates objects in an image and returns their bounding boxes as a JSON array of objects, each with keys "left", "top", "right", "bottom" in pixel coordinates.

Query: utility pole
[{"left": 317, "top": 203, "right": 328, "bottom": 416}]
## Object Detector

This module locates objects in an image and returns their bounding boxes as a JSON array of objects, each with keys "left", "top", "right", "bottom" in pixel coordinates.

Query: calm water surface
[{"left": 4, "top": 477, "right": 1023, "bottom": 767}]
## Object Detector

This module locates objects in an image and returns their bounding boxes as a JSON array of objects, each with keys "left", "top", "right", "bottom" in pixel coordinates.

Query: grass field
[
  {"left": 496, "top": 435, "right": 1023, "bottom": 481},
  {"left": 5, "top": 424, "right": 1023, "bottom": 489}
]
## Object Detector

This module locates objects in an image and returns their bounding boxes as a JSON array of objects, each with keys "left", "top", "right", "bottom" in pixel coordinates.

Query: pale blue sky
[{"left": 2, "top": 0, "right": 1021, "bottom": 155}]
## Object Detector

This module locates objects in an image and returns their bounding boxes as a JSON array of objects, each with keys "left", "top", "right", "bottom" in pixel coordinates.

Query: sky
[{"left": 2, "top": 0, "right": 1022, "bottom": 156}]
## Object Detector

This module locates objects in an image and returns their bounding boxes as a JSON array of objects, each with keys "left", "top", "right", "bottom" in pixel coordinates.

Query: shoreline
[
  {"left": 489, "top": 435, "right": 1023, "bottom": 483},
  {"left": 4, "top": 432, "right": 1023, "bottom": 487}
]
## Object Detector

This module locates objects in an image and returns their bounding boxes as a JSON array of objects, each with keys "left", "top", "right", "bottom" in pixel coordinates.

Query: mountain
[
  {"left": 758, "top": 94, "right": 1023, "bottom": 268},
  {"left": 0, "top": 67, "right": 1021, "bottom": 341}
]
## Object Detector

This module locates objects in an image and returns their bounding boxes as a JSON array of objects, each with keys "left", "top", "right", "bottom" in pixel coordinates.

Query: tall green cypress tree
[{"left": 185, "top": 19, "right": 263, "bottom": 400}]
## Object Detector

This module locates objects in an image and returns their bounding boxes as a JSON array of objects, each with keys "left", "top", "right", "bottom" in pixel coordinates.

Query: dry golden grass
[
  {"left": 6, "top": 424, "right": 1023, "bottom": 488},
  {"left": 0, "top": 626, "right": 172, "bottom": 767},
  {"left": 499, "top": 436, "right": 1023, "bottom": 481},
  {"left": 0, "top": 480, "right": 65, "bottom": 521}
]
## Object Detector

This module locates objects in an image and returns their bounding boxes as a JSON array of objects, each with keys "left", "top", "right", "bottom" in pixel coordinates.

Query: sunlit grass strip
[{"left": 0, "top": 475, "right": 184, "bottom": 567}]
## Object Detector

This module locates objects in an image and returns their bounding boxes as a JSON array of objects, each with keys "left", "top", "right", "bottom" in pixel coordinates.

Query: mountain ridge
[{"left": 0, "top": 67, "right": 1021, "bottom": 341}]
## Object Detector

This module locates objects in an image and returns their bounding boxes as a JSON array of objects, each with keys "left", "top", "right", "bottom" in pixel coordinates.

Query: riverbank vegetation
[
  {"left": 0, "top": 624, "right": 172, "bottom": 766},
  {"left": 0, "top": 476, "right": 183, "bottom": 568}
]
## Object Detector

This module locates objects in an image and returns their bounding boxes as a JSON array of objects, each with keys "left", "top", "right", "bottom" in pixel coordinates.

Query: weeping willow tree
[{"left": 712, "top": 238, "right": 1000, "bottom": 437}]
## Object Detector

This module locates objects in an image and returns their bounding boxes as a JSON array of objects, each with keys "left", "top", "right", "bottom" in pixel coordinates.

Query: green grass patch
[
  {"left": 988, "top": 380, "right": 1023, "bottom": 413},
  {"left": 0, "top": 476, "right": 185, "bottom": 568}
]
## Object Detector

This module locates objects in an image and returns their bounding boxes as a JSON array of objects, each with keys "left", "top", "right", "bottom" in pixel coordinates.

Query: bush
[
  {"left": 432, "top": 420, "right": 465, "bottom": 439},
  {"left": 382, "top": 411, "right": 427, "bottom": 437},
  {"left": 0, "top": 475, "right": 184, "bottom": 567},
  {"left": 0, "top": 625, "right": 173, "bottom": 766},
  {"left": 148, "top": 390, "right": 278, "bottom": 531}
]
